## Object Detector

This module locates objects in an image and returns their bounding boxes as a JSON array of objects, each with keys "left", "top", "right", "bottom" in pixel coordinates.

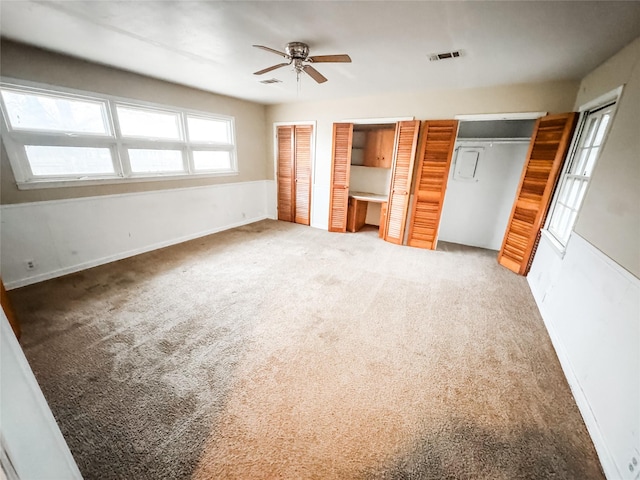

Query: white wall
[
  {"left": 527, "top": 37, "right": 640, "bottom": 480},
  {"left": 1, "top": 312, "right": 82, "bottom": 479},
  {"left": 349, "top": 166, "right": 392, "bottom": 226},
  {"left": 349, "top": 166, "right": 391, "bottom": 196},
  {"left": 438, "top": 142, "right": 528, "bottom": 250},
  {"left": 266, "top": 80, "right": 578, "bottom": 230},
  {"left": 1, "top": 180, "right": 275, "bottom": 289},
  {"left": 528, "top": 233, "right": 639, "bottom": 480}
]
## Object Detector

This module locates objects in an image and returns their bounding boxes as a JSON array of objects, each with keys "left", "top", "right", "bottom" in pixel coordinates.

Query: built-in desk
[{"left": 347, "top": 191, "right": 389, "bottom": 236}]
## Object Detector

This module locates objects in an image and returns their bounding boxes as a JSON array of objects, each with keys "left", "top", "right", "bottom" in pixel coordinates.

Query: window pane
[
  {"left": 567, "top": 178, "right": 582, "bottom": 206},
  {"left": 556, "top": 181, "right": 568, "bottom": 205},
  {"left": 557, "top": 208, "right": 573, "bottom": 244},
  {"left": 128, "top": 149, "right": 184, "bottom": 173},
  {"left": 187, "top": 116, "right": 230, "bottom": 143},
  {"left": 25, "top": 146, "right": 114, "bottom": 176},
  {"left": 117, "top": 106, "right": 181, "bottom": 140},
  {"left": 582, "top": 116, "right": 598, "bottom": 148},
  {"left": 193, "top": 150, "right": 232, "bottom": 170},
  {"left": 593, "top": 114, "right": 610, "bottom": 146},
  {"left": 572, "top": 148, "right": 589, "bottom": 175},
  {"left": 550, "top": 204, "right": 568, "bottom": 238},
  {"left": 576, "top": 181, "right": 589, "bottom": 208},
  {"left": 1, "top": 89, "right": 109, "bottom": 134},
  {"left": 583, "top": 147, "right": 599, "bottom": 176}
]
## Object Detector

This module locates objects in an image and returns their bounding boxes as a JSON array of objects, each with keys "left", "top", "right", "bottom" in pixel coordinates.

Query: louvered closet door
[
  {"left": 277, "top": 126, "right": 295, "bottom": 222},
  {"left": 294, "top": 125, "right": 312, "bottom": 225},
  {"left": 407, "top": 120, "right": 458, "bottom": 250},
  {"left": 328, "top": 123, "right": 353, "bottom": 232},
  {"left": 498, "top": 113, "right": 577, "bottom": 275},
  {"left": 384, "top": 120, "right": 420, "bottom": 244}
]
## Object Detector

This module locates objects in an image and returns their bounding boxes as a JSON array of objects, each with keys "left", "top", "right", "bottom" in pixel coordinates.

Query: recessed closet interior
[
  {"left": 349, "top": 123, "right": 395, "bottom": 228},
  {"left": 437, "top": 119, "right": 536, "bottom": 251}
]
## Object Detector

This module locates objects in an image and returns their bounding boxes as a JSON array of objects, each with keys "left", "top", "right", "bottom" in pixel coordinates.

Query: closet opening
[
  {"left": 347, "top": 123, "right": 395, "bottom": 236},
  {"left": 329, "top": 119, "right": 420, "bottom": 242},
  {"left": 436, "top": 118, "right": 536, "bottom": 251}
]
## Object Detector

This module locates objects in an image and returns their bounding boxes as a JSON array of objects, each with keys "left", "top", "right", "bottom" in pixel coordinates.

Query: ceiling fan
[{"left": 253, "top": 42, "right": 351, "bottom": 84}]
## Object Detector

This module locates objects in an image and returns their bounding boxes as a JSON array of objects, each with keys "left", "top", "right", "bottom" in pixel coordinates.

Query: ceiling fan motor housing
[{"left": 285, "top": 42, "right": 310, "bottom": 60}]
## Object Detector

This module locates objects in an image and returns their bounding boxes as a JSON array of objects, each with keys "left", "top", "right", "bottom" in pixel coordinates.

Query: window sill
[
  {"left": 540, "top": 229, "right": 567, "bottom": 259},
  {"left": 16, "top": 171, "right": 239, "bottom": 190}
]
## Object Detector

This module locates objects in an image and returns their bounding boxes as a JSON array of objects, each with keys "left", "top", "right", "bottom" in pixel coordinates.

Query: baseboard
[{"left": 5, "top": 215, "right": 268, "bottom": 290}]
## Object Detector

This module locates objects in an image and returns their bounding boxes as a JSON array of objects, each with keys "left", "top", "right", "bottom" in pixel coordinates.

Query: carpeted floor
[{"left": 10, "top": 220, "right": 604, "bottom": 479}]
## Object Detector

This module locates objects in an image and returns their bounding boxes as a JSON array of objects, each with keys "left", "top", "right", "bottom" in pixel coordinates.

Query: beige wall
[
  {"left": 0, "top": 40, "right": 268, "bottom": 204},
  {"left": 266, "top": 80, "right": 579, "bottom": 184},
  {"left": 266, "top": 79, "right": 579, "bottom": 228},
  {"left": 573, "top": 36, "right": 640, "bottom": 278}
]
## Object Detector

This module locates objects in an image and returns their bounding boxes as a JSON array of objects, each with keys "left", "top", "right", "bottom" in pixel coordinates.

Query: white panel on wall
[
  {"left": 1, "top": 181, "right": 270, "bottom": 289},
  {"left": 438, "top": 142, "right": 528, "bottom": 250},
  {"left": 266, "top": 179, "right": 277, "bottom": 219},
  {"left": 528, "top": 232, "right": 640, "bottom": 480},
  {"left": 453, "top": 148, "right": 481, "bottom": 181}
]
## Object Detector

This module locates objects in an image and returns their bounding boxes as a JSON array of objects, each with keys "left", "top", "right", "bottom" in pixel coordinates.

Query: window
[
  {"left": 0, "top": 81, "right": 237, "bottom": 188},
  {"left": 547, "top": 101, "right": 616, "bottom": 246},
  {"left": 116, "top": 105, "right": 181, "bottom": 140}
]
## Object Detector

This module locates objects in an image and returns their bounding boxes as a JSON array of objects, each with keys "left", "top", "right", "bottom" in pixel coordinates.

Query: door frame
[{"left": 273, "top": 121, "right": 316, "bottom": 224}]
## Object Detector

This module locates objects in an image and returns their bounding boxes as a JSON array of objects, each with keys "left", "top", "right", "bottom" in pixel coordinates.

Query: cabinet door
[
  {"left": 363, "top": 129, "right": 395, "bottom": 168},
  {"left": 363, "top": 130, "right": 379, "bottom": 167},
  {"left": 328, "top": 123, "right": 353, "bottom": 232},
  {"left": 498, "top": 113, "right": 577, "bottom": 275},
  {"left": 407, "top": 120, "right": 458, "bottom": 249},
  {"left": 378, "top": 129, "right": 395, "bottom": 168},
  {"left": 384, "top": 120, "right": 421, "bottom": 244},
  {"left": 294, "top": 125, "right": 312, "bottom": 226},
  {"left": 277, "top": 126, "right": 295, "bottom": 222}
]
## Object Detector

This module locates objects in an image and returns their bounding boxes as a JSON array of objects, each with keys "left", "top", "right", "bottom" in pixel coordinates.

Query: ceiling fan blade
[
  {"left": 253, "top": 63, "right": 290, "bottom": 75},
  {"left": 308, "top": 54, "right": 352, "bottom": 63},
  {"left": 253, "top": 45, "right": 290, "bottom": 59},
  {"left": 302, "top": 65, "right": 328, "bottom": 84}
]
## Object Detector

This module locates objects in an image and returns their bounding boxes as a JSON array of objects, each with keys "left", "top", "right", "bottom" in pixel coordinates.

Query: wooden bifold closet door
[
  {"left": 384, "top": 120, "right": 421, "bottom": 244},
  {"left": 277, "top": 125, "right": 312, "bottom": 225},
  {"left": 406, "top": 120, "right": 458, "bottom": 249},
  {"left": 498, "top": 112, "right": 577, "bottom": 275},
  {"left": 328, "top": 123, "right": 353, "bottom": 232}
]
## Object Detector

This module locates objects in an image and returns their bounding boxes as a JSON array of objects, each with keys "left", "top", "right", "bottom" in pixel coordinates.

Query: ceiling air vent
[
  {"left": 259, "top": 78, "right": 282, "bottom": 84},
  {"left": 429, "top": 50, "right": 462, "bottom": 62}
]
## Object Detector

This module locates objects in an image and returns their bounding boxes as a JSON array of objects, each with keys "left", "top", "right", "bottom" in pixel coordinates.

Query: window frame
[
  {"left": 544, "top": 86, "right": 622, "bottom": 252},
  {"left": 0, "top": 78, "right": 238, "bottom": 189}
]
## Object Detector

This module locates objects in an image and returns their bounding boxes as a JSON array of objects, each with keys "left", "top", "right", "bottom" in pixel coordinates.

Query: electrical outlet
[{"left": 25, "top": 259, "right": 36, "bottom": 270}]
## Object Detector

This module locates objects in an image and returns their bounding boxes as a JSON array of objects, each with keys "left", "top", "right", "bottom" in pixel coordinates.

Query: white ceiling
[{"left": 2, "top": 1, "right": 640, "bottom": 105}]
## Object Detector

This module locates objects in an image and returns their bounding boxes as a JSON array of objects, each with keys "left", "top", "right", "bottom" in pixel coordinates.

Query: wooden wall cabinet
[{"left": 363, "top": 128, "right": 395, "bottom": 168}]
